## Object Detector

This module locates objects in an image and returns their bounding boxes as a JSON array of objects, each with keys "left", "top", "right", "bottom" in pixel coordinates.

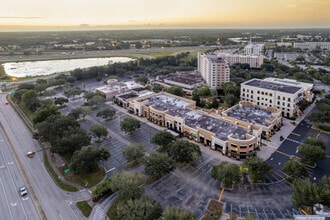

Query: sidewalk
[{"left": 258, "top": 101, "right": 316, "bottom": 160}]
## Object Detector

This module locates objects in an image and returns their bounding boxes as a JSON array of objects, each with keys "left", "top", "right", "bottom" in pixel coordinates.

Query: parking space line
[{"left": 291, "top": 132, "right": 301, "bottom": 136}]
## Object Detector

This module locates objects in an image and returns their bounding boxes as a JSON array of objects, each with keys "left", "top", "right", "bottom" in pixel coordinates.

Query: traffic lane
[
  {"left": 0, "top": 94, "right": 82, "bottom": 220},
  {"left": 0, "top": 132, "right": 39, "bottom": 220}
]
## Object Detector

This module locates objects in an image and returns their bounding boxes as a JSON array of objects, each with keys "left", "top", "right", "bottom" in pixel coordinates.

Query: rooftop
[
  {"left": 244, "top": 79, "right": 301, "bottom": 94},
  {"left": 226, "top": 106, "right": 272, "bottom": 126},
  {"left": 145, "top": 93, "right": 251, "bottom": 141},
  {"left": 117, "top": 92, "right": 138, "bottom": 100}
]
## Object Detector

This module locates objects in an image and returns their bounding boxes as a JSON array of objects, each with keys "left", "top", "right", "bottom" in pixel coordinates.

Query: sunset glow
[{"left": 1, "top": 0, "right": 329, "bottom": 30}]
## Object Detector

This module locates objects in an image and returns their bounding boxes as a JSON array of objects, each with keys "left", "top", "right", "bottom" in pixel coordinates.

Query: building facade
[
  {"left": 198, "top": 53, "right": 230, "bottom": 89},
  {"left": 293, "top": 42, "right": 330, "bottom": 50},
  {"left": 240, "top": 78, "right": 314, "bottom": 118},
  {"left": 114, "top": 92, "right": 285, "bottom": 160},
  {"left": 217, "top": 53, "right": 264, "bottom": 68},
  {"left": 244, "top": 43, "right": 265, "bottom": 56}
]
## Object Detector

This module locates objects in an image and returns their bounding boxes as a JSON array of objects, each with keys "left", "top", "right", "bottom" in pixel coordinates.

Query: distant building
[
  {"left": 244, "top": 43, "right": 265, "bottom": 56},
  {"left": 197, "top": 53, "right": 230, "bottom": 89},
  {"left": 217, "top": 53, "right": 264, "bottom": 68},
  {"left": 153, "top": 71, "right": 205, "bottom": 95},
  {"left": 240, "top": 78, "right": 313, "bottom": 118},
  {"left": 96, "top": 79, "right": 152, "bottom": 100},
  {"left": 293, "top": 42, "right": 330, "bottom": 50}
]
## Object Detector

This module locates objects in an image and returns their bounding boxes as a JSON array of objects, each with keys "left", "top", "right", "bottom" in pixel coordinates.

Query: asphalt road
[
  {"left": 0, "top": 130, "right": 39, "bottom": 220},
  {"left": 0, "top": 93, "right": 88, "bottom": 220}
]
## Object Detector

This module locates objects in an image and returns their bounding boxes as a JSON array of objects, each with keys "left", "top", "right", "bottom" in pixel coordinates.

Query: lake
[{"left": 2, "top": 57, "right": 134, "bottom": 78}]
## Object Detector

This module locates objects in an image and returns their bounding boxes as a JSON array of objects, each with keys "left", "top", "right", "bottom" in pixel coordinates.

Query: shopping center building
[{"left": 115, "top": 92, "right": 282, "bottom": 160}]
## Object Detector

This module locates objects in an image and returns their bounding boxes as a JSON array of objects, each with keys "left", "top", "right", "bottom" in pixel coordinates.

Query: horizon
[{"left": 1, "top": 0, "right": 330, "bottom": 32}]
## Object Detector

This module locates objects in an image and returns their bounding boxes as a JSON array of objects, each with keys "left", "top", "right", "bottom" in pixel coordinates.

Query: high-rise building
[
  {"left": 240, "top": 78, "right": 313, "bottom": 118},
  {"left": 197, "top": 53, "right": 230, "bottom": 89}
]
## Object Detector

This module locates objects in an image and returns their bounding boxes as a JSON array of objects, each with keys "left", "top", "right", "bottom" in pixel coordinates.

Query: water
[{"left": 2, "top": 57, "right": 134, "bottom": 78}]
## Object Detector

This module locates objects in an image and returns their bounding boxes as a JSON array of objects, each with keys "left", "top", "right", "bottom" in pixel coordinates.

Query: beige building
[
  {"left": 293, "top": 42, "right": 330, "bottom": 50},
  {"left": 116, "top": 92, "right": 284, "bottom": 160},
  {"left": 217, "top": 53, "right": 264, "bottom": 68},
  {"left": 198, "top": 53, "right": 230, "bottom": 89},
  {"left": 240, "top": 78, "right": 314, "bottom": 118}
]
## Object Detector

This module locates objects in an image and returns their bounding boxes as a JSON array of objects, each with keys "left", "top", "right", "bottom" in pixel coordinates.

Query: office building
[
  {"left": 240, "top": 78, "right": 313, "bottom": 118},
  {"left": 198, "top": 53, "right": 230, "bottom": 89}
]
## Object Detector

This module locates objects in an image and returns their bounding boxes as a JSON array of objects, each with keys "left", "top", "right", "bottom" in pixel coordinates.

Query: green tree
[
  {"left": 123, "top": 144, "right": 145, "bottom": 164},
  {"left": 54, "top": 97, "right": 69, "bottom": 107},
  {"left": 120, "top": 117, "right": 141, "bottom": 134},
  {"left": 51, "top": 127, "right": 91, "bottom": 155},
  {"left": 211, "top": 162, "right": 241, "bottom": 187},
  {"left": 92, "top": 178, "right": 112, "bottom": 201},
  {"left": 308, "top": 112, "right": 327, "bottom": 124},
  {"left": 135, "top": 75, "right": 149, "bottom": 86},
  {"left": 283, "top": 160, "right": 308, "bottom": 180},
  {"left": 222, "top": 81, "right": 240, "bottom": 97},
  {"left": 193, "top": 85, "right": 211, "bottom": 97},
  {"left": 88, "top": 95, "right": 105, "bottom": 108},
  {"left": 70, "top": 146, "right": 110, "bottom": 174},
  {"left": 144, "top": 153, "right": 175, "bottom": 180},
  {"left": 292, "top": 179, "right": 319, "bottom": 208},
  {"left": 297, "top": 99, "right": 310, "bottom": 112},
  {"left": 68, "top": 106, "right": 92, "bottom": 120},
  {"left": 65, "top": 87, "right": 82, "bottom": 99},
  {"left": 152, "top": 84, "right": 163, "bottom": 93},
  {"left": 33, "top": 105, "right": 60, "bottom": 124},
  {"left": 161, "top": 206, "right": 195, "bottom": 220},
  {"left": 223, "top": 94, "right": 239, "bottom": 107},
  {"left": 109, "top": 172, "right": 145, "bottom": 199},
  {"left": 166, "top": 86, "right": 185, "bottom": 97},
  {"left": 243, "top": 156, "right": 271, "bottom": 182},
  {"left": 168, "top": 140, "right": 201, "bottom": 164},
  {"left": 116, "top": 197, "right": 162, "bottom": 220},
  {"left": 22, "top": 90, "right": 40, "bottom": 111},
  {"left": 151, "top": 130, "right": 176, "bottom": 152},
  {"left": 317, "top": 176, "right": 330, "bottom": 207},
  {"left": 298, "top": 144, "right": 326, "bottom": 166},
  {"left": 90, "top": 124, "right": 108, "bottom": 141},
  {"left": 96, "top": 108, "right": 116, "bottom": 121}
]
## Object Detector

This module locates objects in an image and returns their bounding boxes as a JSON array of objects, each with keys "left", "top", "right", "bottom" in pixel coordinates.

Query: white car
[{"left": 19, "top": 186, "right": 28, "bottom": 197}]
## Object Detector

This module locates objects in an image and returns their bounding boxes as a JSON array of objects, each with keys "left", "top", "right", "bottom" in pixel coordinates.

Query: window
[
  {"left": 257, "top": 91, "right": 260, "bottom": 94},
  {"left": 288, "top": 98, "right": 291, "bottom": 102},
  {"left": 278, "top": 96, "right": 280, "bottom": 99},
  {"left": 283, "top": 97, "right": 285, "bottom": 100},
  {"left": 257, "top": 97, "right": 260, "bottom": 100},
  {"left": 287, "top": 103, "right": 290, "bottom": 107}
]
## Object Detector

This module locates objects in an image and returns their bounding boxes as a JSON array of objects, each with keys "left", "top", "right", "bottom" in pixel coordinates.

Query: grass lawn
[
  {"left": 76, "top": 201, "right": 92, "bottom": 217},
  {"left": 60, "top": 165, "right": 106, "bottom": 188},
  {"left": 43, "top": 152, "right": 78, "bottom": 192}
]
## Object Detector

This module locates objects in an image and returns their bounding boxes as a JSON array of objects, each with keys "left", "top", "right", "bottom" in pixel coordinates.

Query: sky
[{"left": 1, "top": 0, "right": 329, "bottom": 30}]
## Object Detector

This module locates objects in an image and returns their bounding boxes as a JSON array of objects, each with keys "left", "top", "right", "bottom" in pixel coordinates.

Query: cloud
[{"left": 0, "top": 16, "right": 46, "bottom": 19}]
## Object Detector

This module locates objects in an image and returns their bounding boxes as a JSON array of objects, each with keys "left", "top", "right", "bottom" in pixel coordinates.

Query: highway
[
  {"left": 0, "top": 93, "right": 88, "bottom": 220},
  {"left": 0, "top": 130, "right": 39, "bottom": 220}
]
